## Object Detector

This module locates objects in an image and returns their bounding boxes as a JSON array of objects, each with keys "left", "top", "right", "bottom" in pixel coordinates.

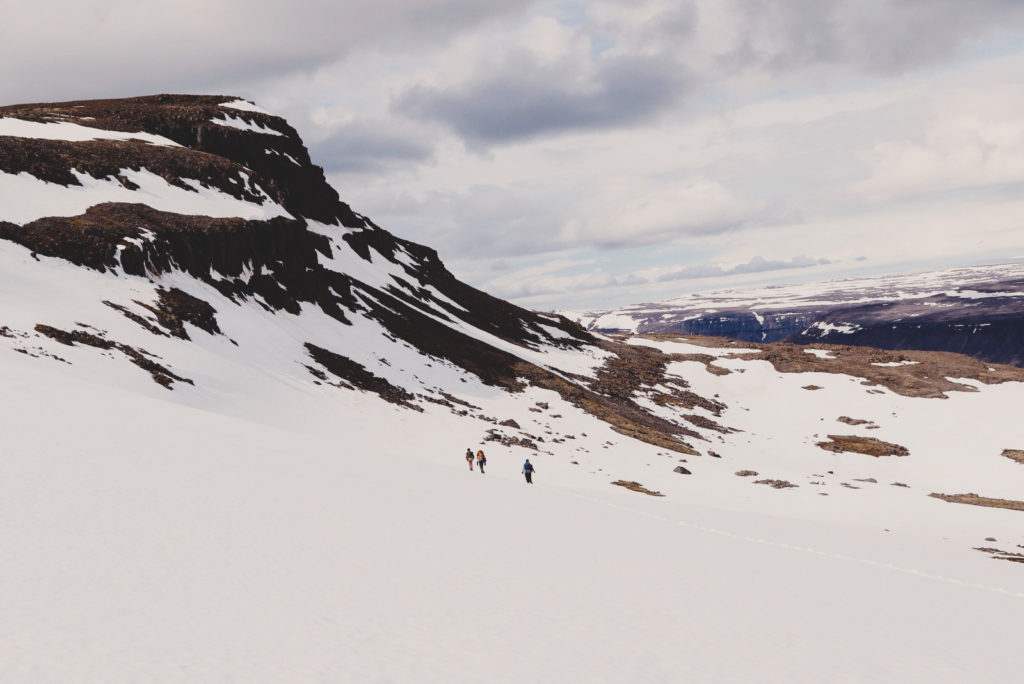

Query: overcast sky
[{"left": 4, "top": 0, "right": 1024, "bottom": 310}]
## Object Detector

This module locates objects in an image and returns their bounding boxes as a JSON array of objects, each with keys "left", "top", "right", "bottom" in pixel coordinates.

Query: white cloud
[
  {"left": 853, "top": 83, "right": 1024, "bottom": 201},
  {"left": 565, "top": 177, "right": 772, "bottom": 248}
]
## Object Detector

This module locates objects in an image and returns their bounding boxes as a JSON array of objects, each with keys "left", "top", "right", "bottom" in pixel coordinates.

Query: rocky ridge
[{"left": 0, "top": 94, "right": 717, "bottom": 456}]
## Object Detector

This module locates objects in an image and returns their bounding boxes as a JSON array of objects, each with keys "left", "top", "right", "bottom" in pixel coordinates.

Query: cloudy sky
[{"left": 4, "top": 0, "right": 1024, "bottom": 310}]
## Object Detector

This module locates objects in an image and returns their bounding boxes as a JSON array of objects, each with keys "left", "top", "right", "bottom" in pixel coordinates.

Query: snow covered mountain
[
  {"left": 3, "top": 96, "right": 1024, "bottom": 682},
  {"left": 564, "top": 263, "right": 1024, "bottom": 366}
]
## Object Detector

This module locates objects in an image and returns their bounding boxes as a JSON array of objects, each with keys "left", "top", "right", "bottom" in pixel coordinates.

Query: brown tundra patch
[
  {"left": 1002, "top": 449, "right": 1024, "bottom": 464},
  {"left": 816, "top": 435, "right": 909, "bottom": 457},
  {"left": 929, "top": 493, "right": 1024, "bottom": 512},
  {"left": 611, "top": 480, "right": 665, "bottom": 497}
]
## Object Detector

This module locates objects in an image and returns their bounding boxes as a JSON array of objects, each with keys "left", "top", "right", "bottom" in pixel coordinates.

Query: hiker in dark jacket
[
  {"left": 522, "top": 459, "right": 535, "bottom": 484},
  {"left": 476, "top": 449, "right": 487, "bottom": 474},
  {"left": 465, "top": 448, "right": 474, "bottom": 471}
]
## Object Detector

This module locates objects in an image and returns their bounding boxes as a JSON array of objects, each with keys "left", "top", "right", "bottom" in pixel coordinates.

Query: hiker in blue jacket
[{"left": 522, "top": 459, "right": 535, "bottom": 484}]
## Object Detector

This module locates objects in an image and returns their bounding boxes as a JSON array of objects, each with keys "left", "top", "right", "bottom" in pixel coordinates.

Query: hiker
[
  {"left": 522, "top": 459, "right": 535, "bottom": 484},
  {"left": 465, "top": 448, "right": 474, "bottom": 471},
  {"left": 476, "top": 449, "right": 487, "bottom": 474}
]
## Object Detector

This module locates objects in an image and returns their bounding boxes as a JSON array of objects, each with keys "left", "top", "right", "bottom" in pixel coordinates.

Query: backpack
[
  {"left": 477, "top": 451, "right": 486, "bottom": 463},
  {"left": 523, "top": 461, "right": 534, "bottom": 472}
]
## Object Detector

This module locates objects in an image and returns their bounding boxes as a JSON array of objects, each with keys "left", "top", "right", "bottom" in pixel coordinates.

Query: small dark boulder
[{"left": 673, "top": 465, "right": 692, "bottom": 475}]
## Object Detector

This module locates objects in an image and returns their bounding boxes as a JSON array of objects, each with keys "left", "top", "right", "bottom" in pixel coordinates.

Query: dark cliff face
[
  {"left": 0, "top": 94, "right": 593, "bottom": 385},
  {"left": 649, "top": 312, "right": 821, "bottom": 343},
  {"left": 788, "top": 294, "right": 1024, "bottom": 367}
]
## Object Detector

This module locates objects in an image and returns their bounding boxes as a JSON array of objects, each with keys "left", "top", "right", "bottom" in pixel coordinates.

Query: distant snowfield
[
  {"left": 2, "top": 234, "right": 1024, "bottom": 682},
  {"left": 564, "top": 262, "right": 1024, "bottom": 331}
]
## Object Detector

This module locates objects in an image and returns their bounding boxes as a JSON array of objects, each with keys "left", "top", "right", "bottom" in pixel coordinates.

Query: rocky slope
[
  {"left": 0, "top": 94, "right": 725, "bottom": 455},
  {"left": 5, "top": 95, "right": 1024, "bottom": 464}
]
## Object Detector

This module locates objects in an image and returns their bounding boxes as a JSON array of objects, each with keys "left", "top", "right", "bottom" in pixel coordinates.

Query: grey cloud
[
  {"left": 618, "top": 273, "right": 647, "bottom": 287},
  {"left": 364, "top": 184, "right": 578, "bottom": 260},
  {"left": 311, "top": 120, "right": 435, "bottom": 174},
  {"left": 721, "top": 0, "right": 1024, "bottom": 75},
  {"left": 394, "top": 52, "right": 693, "bottom": 145},
  {"left": 0, "top": 0, "right": 535, "bottom": 105},
  {"left": 656, "top": 255, "right": 831, "bottom": 282}
]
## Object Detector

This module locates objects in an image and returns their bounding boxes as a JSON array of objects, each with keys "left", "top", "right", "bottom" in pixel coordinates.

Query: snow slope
[
  {"left": 3, "top": 304, "right": 1023, "bottom": 682},
  {"left": 2, "top": 96, "right": 1023, "bottom": 682}
]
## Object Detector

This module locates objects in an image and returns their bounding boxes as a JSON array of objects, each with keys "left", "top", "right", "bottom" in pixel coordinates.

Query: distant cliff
[{"left": 564, "top": 265, "right": 1024, "bottom": 366}]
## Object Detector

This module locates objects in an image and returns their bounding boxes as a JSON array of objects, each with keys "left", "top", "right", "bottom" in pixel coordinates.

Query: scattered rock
[
  {"left": 306, "top": 343, "right": 418, "bottom": 409},
  {"left": 852, "top": 477, "right": 877, "bottom": 483},
  {"left": 816, "top": 435, "right": 909, "bottom": 457},
  {"left": 974, "top": 546, "right": 1024, "bottom": 564},
  {"left": 1002, "top": 449, "right": 1024, "bottom": 464},
  {"left": 499, "top": 418, "right": 521, "bottom": 429},
  {"left": 735, "top": 470, "right": 758, "bottom": 477},
  {"left": 929, "top": 493, "right": 1024, "bottom": 512},
  {"left": 483, "top": 432, "right": 538, "bottom": 450},
  {"left": 35, "top": 323, "right": 192, "bottom": 389},
  {"left": 754, "top": 479, "right": 798, "bottom": 489},
  {"left": 802, "top": 385, "right": 823, "bottom": 391},
  {"left": 682, "top": 413, "right": 732, "bottom": 434},
  {"left": 611, "top": 480, "right": 665, "bottom": 497},
  {"left": 140, "top": 287, "right": 222, "bottom": 339},
  {"left": 673, "top": 466, "right": 691, "bottom": 475},
  {"left": 891, "top": 482, "right": 910, "bottom": 487}
]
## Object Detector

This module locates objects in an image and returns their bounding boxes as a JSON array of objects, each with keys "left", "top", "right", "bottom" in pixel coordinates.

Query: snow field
[
  {"left": 2, "top": 352, "right": 1023, "bottom": 683},
  {"left": 2, "top": 231, "right": 1024, "bottom": 680}
]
